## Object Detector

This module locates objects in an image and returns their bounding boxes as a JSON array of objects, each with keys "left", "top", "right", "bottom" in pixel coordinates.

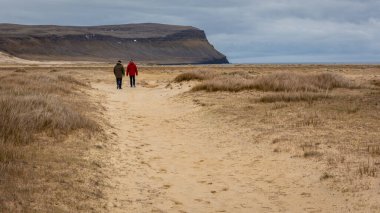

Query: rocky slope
[{"left": 0, "top": 23, "right": 228, "bottom": 64}]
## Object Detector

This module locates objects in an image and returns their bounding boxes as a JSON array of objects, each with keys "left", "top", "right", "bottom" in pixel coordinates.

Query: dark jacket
[
  {"left": 114, "top": 63, "right": 125, "bottom": 78},
  {"left": 126, "top": 62, "right": 138, "bottom": 76}
]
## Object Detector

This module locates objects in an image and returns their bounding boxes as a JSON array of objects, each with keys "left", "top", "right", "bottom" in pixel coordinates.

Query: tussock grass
[
  {"left": 0, "top": 95, "right": 97, "bottom": 144},
  {"left": 173, "top": 71, "right": 213, "bottom": 82},
  {"left": 371, "top": 79, "right": 380, "bottom": 87},
  {"left": 0, "top": 73, "right": 97, "bottom": 146},
  {"left": 14, "top": 68, "right": 26, "bottom": 73},
  {"left": 191, "top": 77, "right": 252, "bottom": 92},
  {"left": 190, "top": 72, "right": 356, "bottom": 92},
  {"left": 0, "top": 72, "right": 102, "bottom": 211},
  {"left": 58, "top": 74, "right": 88, "bottom": 86},
  {"left": 303, "top": 150, "right": 323, "bottom": 158},
  {"left": 296, "top": 113, "right": 321, "bottom": 127},
  {"left": 320, "top": 172, "right": 334, "bottom": 180},
  {"left": 259, "top": 92, "right": 330, "bottom": 103},
  {"left": 368, "top": 145, "right": 380, "bottom": 156},
  {"left": 1, "top": 74, "right": 73, "bottom": 95},
  {"left": 0, "top": 143, "right": 25, "bottom": 163},
  {"left": 358, "top": 161, "right": 377, "bottom": 177}
]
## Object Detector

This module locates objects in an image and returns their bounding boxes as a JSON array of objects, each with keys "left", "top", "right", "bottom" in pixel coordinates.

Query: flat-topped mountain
[{"left": 0, "top": 23, "right": 229, "bottom": 64}]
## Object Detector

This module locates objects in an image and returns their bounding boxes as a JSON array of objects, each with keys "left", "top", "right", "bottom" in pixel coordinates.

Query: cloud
[{"left": 0, "top": 0, "right": 379, "bottom": 63}]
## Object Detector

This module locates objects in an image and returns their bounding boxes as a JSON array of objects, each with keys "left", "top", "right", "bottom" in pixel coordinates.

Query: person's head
[
  {"left": 117, "top": 60, "right": 122, "bottom": 64},
  {"left": 130, "top": 59, "right": 133, "bottom": 62}
]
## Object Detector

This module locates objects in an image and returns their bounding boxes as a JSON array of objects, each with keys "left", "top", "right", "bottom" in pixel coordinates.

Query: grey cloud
[{"left": 0, "top": 0, "right": 379, "bottom": 63}]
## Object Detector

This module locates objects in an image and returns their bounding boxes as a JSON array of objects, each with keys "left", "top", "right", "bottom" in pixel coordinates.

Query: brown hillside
[{"left": 0, "top": 23, "right": 228, "bottom": 64}]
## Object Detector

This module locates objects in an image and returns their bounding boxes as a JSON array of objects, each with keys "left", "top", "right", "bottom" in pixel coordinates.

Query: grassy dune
[
  {"left": 180, "top": 72, "right": 358, "bottom": 92},
  {"left": 0, "top": 71, "right": 105, "bottom": 212},
  {"left": 0, "top": 74, "right": 98, "bottom": 145},
  {"left": 173, "top": 66, "right": 380, "bottom": 199}
]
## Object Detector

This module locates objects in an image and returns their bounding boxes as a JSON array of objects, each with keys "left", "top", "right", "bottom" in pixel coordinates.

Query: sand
[{"left": 92, "top": 76, "right": 354, "bottom": 213}]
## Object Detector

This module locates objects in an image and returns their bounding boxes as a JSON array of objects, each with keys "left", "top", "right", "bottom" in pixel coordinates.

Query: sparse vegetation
[
  {"left": 371, "top": 79, "right": 380, "bottom": 87},
  {"left": 303, "top": 150, "right": 323, "bottom": 158},
  {"left": 188, "top": 72, "right": 357, "bottom": 92},
  {"left": 174, "top": 71, "right": 210, "bottom": 82},
  {"left": 0, "top": 72, "right": 102, "bottom": 211},
  {"left": 345, "top": 104, "right": 360, "bottom": 114},
  {"left": 320, "top": 172, "right": 334, "bottom": 180},
  {"left": 368, "top": 145, "right": 380, "bottom": 156},
  {"left": 0, "top": 74, "right": 97, "bottom": 145},
  {"left": 296, "top": 113, "right": 321, "bottom": 127},
  {"left": 58, "top": 74, "right": 88, "bottom": 86},
  {"left": 358, "top": 160, "right": 377, "bottom": 177},
  {"left": 259, "top": 92, "right": 330, "bottom": 103},
  {"left": 271, "top": 102, "right": 288, "bottom": 110},
  {"left": 14, "top": 68, "right": 26, "bottom": 73}
]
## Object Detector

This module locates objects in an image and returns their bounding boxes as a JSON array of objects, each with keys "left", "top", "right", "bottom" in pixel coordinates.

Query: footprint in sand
[
  {"left": 221, "top": 187, "right": 229, "bottom": 191},
  {"left": 162, "top": 184, "right": 171, "bottom": 189},
  {"left": 171, "top": 199, "right": 183, "bottom": 205},
  {"left": 158, "top": 168, "right": 167, "bottom": 174},
  {"left": 140, "top": 161, "right": 152, "bottom": 168},
  {"left": 194, "top": 198, "right": 211, "bottom": 205},
  {"left": 194, "top": 159, "right": 205, "bottom": 164},
  {"left": 197, "top": 180, "right": 215, "bottom": 186}
]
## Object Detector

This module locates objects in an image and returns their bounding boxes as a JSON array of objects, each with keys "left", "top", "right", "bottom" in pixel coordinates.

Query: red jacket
[{"left": 126, "top": 62, "right": 138, "bottom": 76}]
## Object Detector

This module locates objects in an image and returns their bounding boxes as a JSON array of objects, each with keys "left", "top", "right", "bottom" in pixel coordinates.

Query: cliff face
[{"left": 0, "top": 23, "right": 229, "bottom": 64}]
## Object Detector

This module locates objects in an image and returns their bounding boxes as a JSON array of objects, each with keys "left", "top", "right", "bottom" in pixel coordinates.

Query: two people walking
[{"left": 113, "top": 59, "right": 138, "bottom": 89}]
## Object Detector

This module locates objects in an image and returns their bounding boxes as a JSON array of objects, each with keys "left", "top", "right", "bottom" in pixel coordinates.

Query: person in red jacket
[{"left": 126, "top": 59, "right": 138, "bottom": 87}]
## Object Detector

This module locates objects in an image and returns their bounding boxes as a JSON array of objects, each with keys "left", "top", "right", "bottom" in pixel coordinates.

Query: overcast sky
[{"left": 1, "top": 0, "right": 379, "bottom": 63}]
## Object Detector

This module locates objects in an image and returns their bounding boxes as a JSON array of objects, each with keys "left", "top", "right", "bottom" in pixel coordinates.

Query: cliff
[{"left": 0, "top": 23, "right": 229, "bottom": 64}]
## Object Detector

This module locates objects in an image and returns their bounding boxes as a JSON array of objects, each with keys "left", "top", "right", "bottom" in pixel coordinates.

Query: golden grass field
[{"left": 0, "top": 62, "right": 379, "bottom": 212}]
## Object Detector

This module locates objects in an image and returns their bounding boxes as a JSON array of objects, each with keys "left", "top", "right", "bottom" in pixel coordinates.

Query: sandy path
[{"left": 94, "top": 79, "right": 349, "bottom": 213}]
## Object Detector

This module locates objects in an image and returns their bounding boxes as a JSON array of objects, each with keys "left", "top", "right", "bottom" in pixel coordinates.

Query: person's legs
[
  {"left": 120, "top": 78, "right": 123, "bottom": 89},
  {"left": 129, "top": 76, "right": 133, "bottom": 87},
  {"left": 132, "top": 76, "right": 136, "bottom": 87},
  {"left": 116, "top": 78, "right": 122, "bottom": 89}
]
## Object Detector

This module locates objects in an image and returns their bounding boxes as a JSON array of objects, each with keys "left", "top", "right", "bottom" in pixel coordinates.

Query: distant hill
[{"left": 0, "top": 23, "right": 229, "bottom": 64}]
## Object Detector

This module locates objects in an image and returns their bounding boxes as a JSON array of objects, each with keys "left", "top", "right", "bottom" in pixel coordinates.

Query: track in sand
[{"left": 93, "top": 78, "right": 347, "bottom": 213}]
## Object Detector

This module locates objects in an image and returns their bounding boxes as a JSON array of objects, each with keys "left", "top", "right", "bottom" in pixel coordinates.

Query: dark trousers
[
  {"left": 116, "top": 78, "right": 122, "bottom": 89},
  {"left": 129, "top": 75, "right": 136, "bottom": 87}
]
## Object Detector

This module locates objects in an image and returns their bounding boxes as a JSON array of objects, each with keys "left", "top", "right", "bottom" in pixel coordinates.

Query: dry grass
[
  {"left": 175, "top": 65, "right": 380, "bottom": 208},
  {"left": 368, "top": 145, "right": 380, "bottom": 156},
  {"left": 190, "top": 72, "right": 357, "bottom": 92},
  {"left": 57, "top": 74, "right": 88, "bottom": 86},
  {"left": 303, "top": 150, "right": 323, "bottom": 158},
  {"left": 0, "top": 74, "right": 97, "bottom": 145},
  {"left": 320, "top": 172, "right": 334, "bottom": 181},
  {"left": 259, "top": 92, "right": 330, "bottom": 103},
  {"left": 358, "top": 160, "right": 377, "bottom": 177},
  {"left": 0, "top": 95, "right": 97, "bottom": 144},
  {"left": 174, "top": 71, "right": 210, "bottom": 82},
  {"left": 297, "top": 113, "right": 322, "bottom": 127},
  {"left": 371, "top": 79, "right": 380, "bottom": 87},
  {"left": 0, "top": 71, "right": 103, "bottom": 211},
  {"left": 14, "top": 68, "right": 26, "bottom": 73}
]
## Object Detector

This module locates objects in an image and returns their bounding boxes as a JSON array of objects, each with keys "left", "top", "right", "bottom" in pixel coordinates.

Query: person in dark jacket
[
  {"left": 114, "top": 60, "right": 125, "bottom": 89},
  {"left": 126, "top": 59, "right": 138, "bottom": 87}
]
